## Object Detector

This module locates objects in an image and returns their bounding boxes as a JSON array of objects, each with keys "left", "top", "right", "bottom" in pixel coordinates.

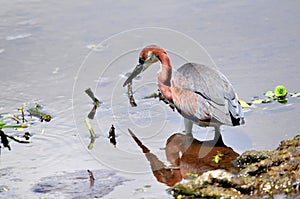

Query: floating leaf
[
  {"left": 252, "top": 98, "right": 272, "bottom": 105},
  {"left": 252, "top": 99, "right": 263, "bottom": 104},
  {"left": 52, "top": 67, "right": 59, "bottom": 74},
  {"left": 262, "top": 99, "right": 272, "bottom": 103},
  {"left": 0, "top": 120, "right": 4, "bottom": 128},
  {"left": 2, "top": 186, "right": 9, "bottom": 192},
  {"left": 239, "top": 100, "right": 251, "bottom": 108},
  {"left": 86, "top": 44, "right": 97, "bottom": 49},
  {"left": 290, "top": 92, "right": 300, "bottom": 97},
  {"left": 274, "top": 85, "right": 287, "bottom": 98},
  {"left": 86, "top": 44, "right": 105, "bottom": 51},
  {"left": 265, "top": 91, "right": 274, "bottom": 98}
]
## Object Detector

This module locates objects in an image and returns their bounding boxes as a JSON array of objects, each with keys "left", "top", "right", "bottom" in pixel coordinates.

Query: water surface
[{"left": 1, "top": 1, "right": 300, "bottom": 198}]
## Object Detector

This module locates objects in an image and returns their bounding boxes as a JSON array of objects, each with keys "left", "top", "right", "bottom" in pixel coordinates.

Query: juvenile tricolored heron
[{"left": 123, "top": 45, "right": 244, "bottom": 143}]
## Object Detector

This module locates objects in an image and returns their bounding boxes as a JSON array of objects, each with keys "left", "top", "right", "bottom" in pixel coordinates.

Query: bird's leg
[
  {"left": 214, "top": 126, "right": 225, "bottom": 146},
  {"left": 184, "top": 118, "right": 193, "bottom": 137},
  {"left": 184, "top": 118, "right": 194, "bottom": 148}
]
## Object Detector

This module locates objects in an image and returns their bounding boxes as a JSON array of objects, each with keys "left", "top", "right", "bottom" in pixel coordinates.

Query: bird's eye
[{"left": 139, "top": 57, "right": 145, "bottom": 64}]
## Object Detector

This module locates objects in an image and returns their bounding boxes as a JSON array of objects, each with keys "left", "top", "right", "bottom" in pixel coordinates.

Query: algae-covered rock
[{"left": 169, "top": 135, "right": 300, "bottom": 198}]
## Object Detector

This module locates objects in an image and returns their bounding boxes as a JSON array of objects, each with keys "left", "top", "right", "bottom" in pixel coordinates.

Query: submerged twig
[{"left": 85, "top": 118, "right": 96, "bottom": 150}]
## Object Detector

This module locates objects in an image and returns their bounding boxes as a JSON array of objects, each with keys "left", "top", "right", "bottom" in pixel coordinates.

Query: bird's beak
[{"left": 123, "top": 63, "right": 144, "bottom": 87}]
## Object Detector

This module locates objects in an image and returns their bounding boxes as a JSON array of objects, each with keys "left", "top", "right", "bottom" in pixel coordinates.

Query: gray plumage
[{"left": 171, "top": 63, "right": 244, "bottom": 127}]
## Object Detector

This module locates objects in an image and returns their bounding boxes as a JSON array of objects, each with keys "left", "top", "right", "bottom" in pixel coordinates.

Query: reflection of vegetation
[
  {"left": 108, "top": 125, "right": 116, "bottom": 147},
  {"left": 169, "top": 135, "right": 300, "bottom": 198},
  {"left": 87, "top": 169, "right": 95, "bottom": 187},
  {"left": 0, "top": 130, "right": 11, "bottom": 151},
  {"left": 85, "top": 118, "right": 96, "bottom": 150}
]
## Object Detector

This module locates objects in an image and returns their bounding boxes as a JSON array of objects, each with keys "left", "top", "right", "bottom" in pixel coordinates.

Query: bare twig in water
[
  {"left": 127, "top": 82, "right": 137, "bottom": 107},
  {"left": 87, "top": 169, "right": 95, "bottom": 187},
  {"left": 109, "top": 125, "right": 116, "bottom": 147},
  {"left": 85, "top": 88, "right": 101, "bottom": 119}
]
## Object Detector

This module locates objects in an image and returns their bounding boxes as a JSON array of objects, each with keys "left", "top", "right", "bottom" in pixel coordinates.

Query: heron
[{"left": 123, "top": 45, "right": 244, "bottom": 144}]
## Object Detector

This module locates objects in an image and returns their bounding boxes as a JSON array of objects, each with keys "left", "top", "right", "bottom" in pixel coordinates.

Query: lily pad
[{"left": 264, "top": 91, "right": 274, "bottom": 98}]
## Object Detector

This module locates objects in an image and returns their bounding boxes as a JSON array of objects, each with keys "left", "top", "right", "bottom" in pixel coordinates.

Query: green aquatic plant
[
  {"left": 264, "top": 90, "right": 274, "bottom": 98},
  {"left": 239, "top": 85, "right": 300, "bottom": 108},
  {"left": 28, "top": 103, "right": 51, "bottom": 122},
  {"left": 1, "top": 103, "right": 51, "bottom": 153},
  {"left": 274, "top": 85, "right": 287, "bottom": 98},
  {"left": 0, "top": 119, "right": 29, "bottom": 129},
  {"left": 169, "top": 135, "right": 300, "bottom": 198}
]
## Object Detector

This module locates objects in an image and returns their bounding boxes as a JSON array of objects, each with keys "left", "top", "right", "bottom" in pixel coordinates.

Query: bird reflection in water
[{"left": 128, "top": 129, "right": 239, "bottom": 186}]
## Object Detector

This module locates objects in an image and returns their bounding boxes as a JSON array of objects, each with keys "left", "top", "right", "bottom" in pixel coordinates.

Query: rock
[{"left": 169, "top": 135, "right": 300, "bottom": 198}]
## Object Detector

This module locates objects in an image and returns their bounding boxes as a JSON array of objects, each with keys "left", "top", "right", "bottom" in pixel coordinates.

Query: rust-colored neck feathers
[{"left": 143, "top": 46, "right": 173, "bottom": 102}]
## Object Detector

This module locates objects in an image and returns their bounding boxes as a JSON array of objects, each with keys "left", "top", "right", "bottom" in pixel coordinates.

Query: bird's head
[{"left": 123, "top": 45, "right": 166, "bottom": 87}]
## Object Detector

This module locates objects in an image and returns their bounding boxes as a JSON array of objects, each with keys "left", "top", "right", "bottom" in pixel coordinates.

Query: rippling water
[{"left": 1, "top": 1, "right": 300, "bottom": 198}]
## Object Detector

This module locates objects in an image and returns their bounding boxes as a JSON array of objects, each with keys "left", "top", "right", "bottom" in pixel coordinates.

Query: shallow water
[{"left": 1, "top": 1, "right": 300, "bottom": 198}]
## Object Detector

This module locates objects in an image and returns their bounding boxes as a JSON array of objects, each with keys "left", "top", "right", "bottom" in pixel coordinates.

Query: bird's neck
[
  {"left": 157, "top": 53, "right": 173, "bottom": 101},
  {"left": 158, "top": 53, "right": 172, "bottom": 85}
]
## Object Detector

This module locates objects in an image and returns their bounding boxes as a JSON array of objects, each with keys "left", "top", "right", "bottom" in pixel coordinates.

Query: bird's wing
[{"left": 171, "top": 63, "right": 243, "bottom": 125}]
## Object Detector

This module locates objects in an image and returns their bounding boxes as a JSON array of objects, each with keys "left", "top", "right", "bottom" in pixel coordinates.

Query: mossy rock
[{"left": 169, "top": 135, "right": 300, "bottom": 198}]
